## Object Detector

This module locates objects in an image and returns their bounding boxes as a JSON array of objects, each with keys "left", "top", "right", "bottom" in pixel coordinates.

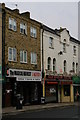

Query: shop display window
[{"left": 64, "top": 85, "right": 70, "bottom": 96}]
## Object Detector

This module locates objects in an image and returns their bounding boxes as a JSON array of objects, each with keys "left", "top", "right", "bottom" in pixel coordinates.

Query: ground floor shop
[
  {"left": 72, "top": 76, "right": 80, "bottom": 102},
  {"left": 43, "top": 75, "right": 74, "bottom": 103},
  {"left": 2, "top": 69, "right": 42, "bottom": 107}
]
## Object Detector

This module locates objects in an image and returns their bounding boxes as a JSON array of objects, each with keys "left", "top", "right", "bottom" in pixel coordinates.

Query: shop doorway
[{"left": 45, "top": 84, "right": 58, "bottom": 103}]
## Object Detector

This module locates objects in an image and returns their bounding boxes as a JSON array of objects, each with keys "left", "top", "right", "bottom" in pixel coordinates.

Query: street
[{"left": 2, "top": 104, "right": 80, "bottom": 119}]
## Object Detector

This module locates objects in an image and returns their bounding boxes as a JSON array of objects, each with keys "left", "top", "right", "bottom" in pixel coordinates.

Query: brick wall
[{"left": 3, "top": 5, "right": 41, "bottom": 71}]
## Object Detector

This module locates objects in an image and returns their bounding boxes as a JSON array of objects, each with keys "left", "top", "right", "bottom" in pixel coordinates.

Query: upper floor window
[
  {"left": 73, "top": 46, "right": 76, "bottom": 56},
  {"left": 63, "top": 43, "right": 66, "bottom": 53},
  {"left": 9, "top": 17, "right": 17, "bottom": 31},
  {"left": 64, "top": 39, "right": 66, "bottom": 42},
  {"left": 72, "top": 62, "right": 75, "bottom": 72},
  {"left": 30, "top": 27, "right": 37, "bottom": 38},
  {"left": 53, "top": 58, "right": 56, "bottom": 71},
  {"left": 8, "top": 47, "right": 17, "bottom": 62},
  {"left": 20, "top": 23, "right": 27, "bottom": 35},
  {"left": 31, "top": 52, "right": 37, "bottom": 64},
  {"left": 64, "top": 60, "right": 67, "bottom": 72},
  {"left": 76, "top": 63, "right": 78, "bottom": 73},
  {"left": 47, "top": 57, "right": 51, "bottom": 70},
  {"left": 20, "top": 50, "right": 27, "bottom": 63},
  {"left": 49, "top": 37, "right": 53, "bottom": 48}
]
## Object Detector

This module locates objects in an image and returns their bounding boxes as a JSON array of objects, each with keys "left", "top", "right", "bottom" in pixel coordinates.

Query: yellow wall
[{"left": 61, "top": 84, "right": 74, "bottom": 102}]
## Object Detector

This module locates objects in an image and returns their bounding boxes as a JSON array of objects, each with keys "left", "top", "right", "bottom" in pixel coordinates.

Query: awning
[{"left": 72, "top": 76, "right": 80, "bottom": 84}]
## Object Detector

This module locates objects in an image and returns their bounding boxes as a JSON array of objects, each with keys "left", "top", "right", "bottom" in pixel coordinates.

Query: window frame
[
  {"left": 49, "top": 37, "right": 53, "bottom": 48},
  {"left": 72, "top": 62, "right": 75, "bottom": 73},
  {"left": 20, "top": 22, "right": 27, "bottom": 35},
  {"left": 53, "top": 58, "right": 56, "bottom": 71},
  {"left": 47, "top": 57, "right": 51, "bottom": 70},
  {"left": 64, "top": 85, "right": 70, "bottom": 96},
  {"left": 20, "top": 50, "right": 27, "bottom": 63},
  {"left": 31, "top": 52, "right": 37, "bottom": 64},
  {"left": 63, "top": 43, "right": 66, "bottom": 53},
  {"left": 73, "top": 46, "right": 76, "bottom": 56},
  {"left": 30, "top": 27, "right": 37, "bottom": 38},
  {"left": 64, "top": 60, "right": 67, "bottom": 72},
  {"left": 9, "top": 17, "right": 17, "bottom": 31},
  {"left": 8, "top": 47, "right": 17, "bottom": 62}
]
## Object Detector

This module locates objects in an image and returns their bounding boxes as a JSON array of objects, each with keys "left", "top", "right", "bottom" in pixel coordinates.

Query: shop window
[
  {"left": 47, "top": 57, "right": 51, "bottom": 70},
  {"left": 31, "top": 52, "right": 37, "bottom": 64},
  {"left": 20, "top": 50, "right": 27, "bottom": 63},
  {"left": 30, "top": 27, "right": 37, "bottom": 38},
  {"left": 9, "top": 17, "right": 17, "bottom": 31},
  {"left": 20, "top": 23, "right": 27, "bottom": 35},
  {"left": 64, "top": 85, "right": 70, "bottom": 96}
]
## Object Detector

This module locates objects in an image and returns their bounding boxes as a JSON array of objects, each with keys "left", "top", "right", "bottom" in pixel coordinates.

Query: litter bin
[
  {"left": 16, "top": 94, "right": 23, "bottom": 109},
  {"left": 41, "top": 97, "right": 45, "bottom": 104}
]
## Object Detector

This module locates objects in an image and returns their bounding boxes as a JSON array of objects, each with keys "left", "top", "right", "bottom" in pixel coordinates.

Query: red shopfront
[{"left": 45, "top": 75, "right": 58, "bottom": 103}]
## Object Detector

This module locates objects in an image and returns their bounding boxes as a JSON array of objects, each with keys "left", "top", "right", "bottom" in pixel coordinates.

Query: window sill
[
  {"left": 73, "top": 54, "right": 76, "bottom": 56},
  {"left": 20, "top": 62, "right": 27, "bottom": 64},
  {"left": 31, "top": 63, "right": 37, "bottom": 65},
  {"left": 20, "top": 32, "right": 27, "bottom": 36},
  {"left": 8, "top": 28, "right": 17, "bottom": 32},
  {"left": 8, "top": 60, "right": 17, "bottom": 62},
  {"left": 30, "top": 36, "right": 37, "bottom": 39}
]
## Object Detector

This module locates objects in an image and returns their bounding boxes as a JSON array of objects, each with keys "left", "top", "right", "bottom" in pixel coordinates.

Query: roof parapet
[
  {"left": 21, "top": 11, "right": 30, "bottom": 19},
  {"left": 12, "top": 9, "right": 19, "bottom": 14}
]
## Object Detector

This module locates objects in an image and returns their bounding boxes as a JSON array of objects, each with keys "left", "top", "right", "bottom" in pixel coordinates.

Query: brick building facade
[{"left": 2, "top": 3, "right": 42, "bottom": 107}]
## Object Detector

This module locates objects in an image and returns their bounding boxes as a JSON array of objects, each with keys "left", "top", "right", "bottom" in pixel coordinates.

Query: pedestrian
[{"left": 76, "top": 90, "right": 79, "bottom": 101}]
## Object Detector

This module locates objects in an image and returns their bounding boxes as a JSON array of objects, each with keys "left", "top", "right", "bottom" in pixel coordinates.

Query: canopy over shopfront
[{"left": 72, "top": 76, "right": 80, "bottom": 84}]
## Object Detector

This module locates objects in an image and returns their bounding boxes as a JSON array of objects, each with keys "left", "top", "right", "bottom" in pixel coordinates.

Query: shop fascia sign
[
  {"left": 7, "top": 69, "right": 41, "bottom": 81},
  {"left": 46, "top": 75, "right": 72, "bottom": 80}
]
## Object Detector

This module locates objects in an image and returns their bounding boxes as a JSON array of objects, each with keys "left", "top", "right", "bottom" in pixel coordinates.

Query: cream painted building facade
[{"left": 41, "top": 25, "right": 79, "bottom": 103}]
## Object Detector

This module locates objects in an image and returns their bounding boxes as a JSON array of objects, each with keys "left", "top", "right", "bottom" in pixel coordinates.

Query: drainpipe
[{"left": 41, "top": 25, "right": 45, "bottom": 102}]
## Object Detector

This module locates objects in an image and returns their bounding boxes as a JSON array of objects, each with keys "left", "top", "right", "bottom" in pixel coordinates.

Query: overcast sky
[{"left": 3, "top": 2, "right": 78, "bottom": 39}]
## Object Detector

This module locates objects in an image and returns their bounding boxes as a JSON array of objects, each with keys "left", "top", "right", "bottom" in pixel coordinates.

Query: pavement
[{"left": 2, "top": 102, "right": 79, "bottom": 116}]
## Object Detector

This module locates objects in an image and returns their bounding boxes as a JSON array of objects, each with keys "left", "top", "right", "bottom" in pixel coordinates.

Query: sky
[{"left": 1, "top": 1, "right": 79, "bottom": 39}]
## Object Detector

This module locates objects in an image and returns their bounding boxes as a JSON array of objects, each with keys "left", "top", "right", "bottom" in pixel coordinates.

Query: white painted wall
[{"left": 42, "top": 29, "right": 78, "bottom": 74}]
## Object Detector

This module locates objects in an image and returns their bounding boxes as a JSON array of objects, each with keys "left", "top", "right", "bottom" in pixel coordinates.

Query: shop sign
[
  {"left": 46, "top": 75, "right": 72, "bottom": 80},
  {"left": 16, "top": 77, "right": 41, "bottom": 81},
  {"left": 60, "top": 81, "right": 72, "bottom": 85},
  {"left": 7, "top": 69, "right": 41, "bottom": 81}
]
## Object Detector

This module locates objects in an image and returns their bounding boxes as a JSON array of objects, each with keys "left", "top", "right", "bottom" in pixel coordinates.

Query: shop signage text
[
  {"left": 46, "top": 75, "right": 72, "bottom": 80},
  {"left": 7, "top": 69, "right": 41, "bottom": 81}
]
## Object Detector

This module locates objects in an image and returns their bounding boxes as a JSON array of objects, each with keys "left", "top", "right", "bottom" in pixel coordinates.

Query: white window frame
[
  {"left": 49, "top": 37, "right": 53, "bottom": 48},
  {"left": 8, "top": 47, "right": 17, "bottom": 62},
  {"left": 20, "top": 23, "right": 27, "bottom": 35},
  {"left": 9, "top": 17, "right": 17, "bottom": 31},
  {"left": 20, "top": 50, "right": 27, "bottom": 63},
  {"left": 30, "top": 27, "right": 37, "bottom": 38},
  {"left": 31, "top": 52, "right": 37, "bottom": 64}
]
